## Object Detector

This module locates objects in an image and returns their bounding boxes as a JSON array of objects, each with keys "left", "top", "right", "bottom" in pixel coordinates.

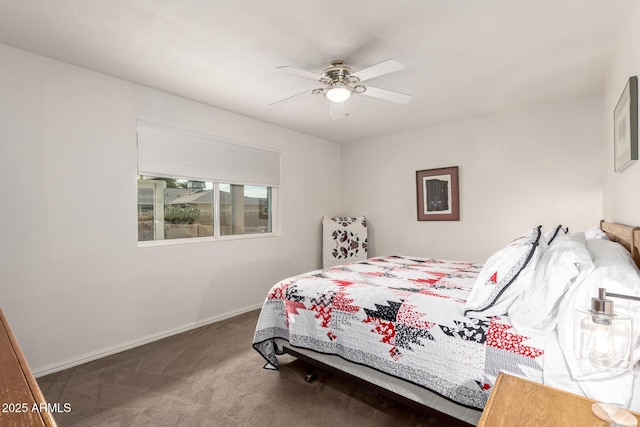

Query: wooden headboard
[{"left": 600, "top": 220, "right": 640, "bottom": 268}]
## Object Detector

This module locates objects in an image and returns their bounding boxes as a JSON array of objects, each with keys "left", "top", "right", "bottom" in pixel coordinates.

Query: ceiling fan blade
[
  {"left": 267, "top": 88, "right": 316, "bottom": 108},
  {"left": 352, "top": 59, "right": 405, "bottom": 82},
  {"left": 276, "top": 65, "right": 320, "bottom": 81},
  {"left": 329, "top": 102, "right": 347, "bottom": 120},
  {"left": 361, "top": 86, "right": 412, "bottom": 104}
]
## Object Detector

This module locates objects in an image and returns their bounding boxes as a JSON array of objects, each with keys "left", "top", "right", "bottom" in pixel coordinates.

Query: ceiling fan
[{"left": 268, "top": 57, "right": 412, "bottom": 120}]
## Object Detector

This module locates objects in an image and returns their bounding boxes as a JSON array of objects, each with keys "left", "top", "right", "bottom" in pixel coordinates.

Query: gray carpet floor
[{"left": 38, "top": 309, "right": 458, "bottom": 426}]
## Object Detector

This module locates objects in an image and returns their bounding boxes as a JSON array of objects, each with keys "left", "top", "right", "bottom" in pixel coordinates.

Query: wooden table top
[{"left": 478, "top": 372, "right": 640, "bottom": 427}]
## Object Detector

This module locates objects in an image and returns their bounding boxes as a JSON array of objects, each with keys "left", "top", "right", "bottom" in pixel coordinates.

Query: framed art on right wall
[
  {"left": 614, "top": 76, "right": 638, "bottom": 172},
  {"left": 416, "top": 166, "right": 459, "bottom": 221}
]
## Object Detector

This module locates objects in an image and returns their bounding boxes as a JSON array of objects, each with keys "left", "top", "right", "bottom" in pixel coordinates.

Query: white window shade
[{"left": 137, "top": 123, "right": 280, "bottom": 187}]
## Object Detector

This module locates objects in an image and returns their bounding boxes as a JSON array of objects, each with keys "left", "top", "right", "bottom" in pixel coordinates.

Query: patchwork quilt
[{"left": 252, "top": 255, "right": 545, "bottom": 409}]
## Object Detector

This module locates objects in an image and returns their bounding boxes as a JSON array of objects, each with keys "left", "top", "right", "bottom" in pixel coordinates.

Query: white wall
[
  {"left": 603, "top": 2, "right": 640, "bottom": 223},
  {"left": 0, "top": 44, "right": 341, "bottom": 375},
  {"left": 342, "top": 96, "right": 604, "bottom": 263}
]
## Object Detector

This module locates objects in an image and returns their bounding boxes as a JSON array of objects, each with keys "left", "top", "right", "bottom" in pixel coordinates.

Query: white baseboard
[{"left": 33, "top": 303, "right": 263, "bottom": 378}]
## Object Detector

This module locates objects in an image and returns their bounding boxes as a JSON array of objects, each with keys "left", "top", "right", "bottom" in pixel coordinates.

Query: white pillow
[
  {"left": 584, "top": 226, "right": 610, "bottom": 241},
  {"left": 545, "top": 225, "right": 568, "bottom": 245},
  {"left": 465, "top": 226, "right": 545, "bottom": 317},
  {"left": 586, "top": 238, "right": 637, "bottom": 268},
  {"left": 508, "top": 232, "right": 593, "bottom": 335}
]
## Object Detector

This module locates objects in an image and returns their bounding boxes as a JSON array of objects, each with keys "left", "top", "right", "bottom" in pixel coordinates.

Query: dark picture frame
[
  {"left": 416, "top": 166, "right": 459, "bottom": 221},
  {"left": 614, "top": 76, "right": 638, "bottom": 172}
]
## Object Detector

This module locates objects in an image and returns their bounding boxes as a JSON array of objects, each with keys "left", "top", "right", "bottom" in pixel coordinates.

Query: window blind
[{"left": 136, "top": 123, "right": 281, "bottom": 187}]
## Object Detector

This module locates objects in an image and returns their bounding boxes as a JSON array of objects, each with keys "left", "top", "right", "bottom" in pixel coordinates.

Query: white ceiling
[{"left": 0, "top": 0, "right": 632, "bottom": 143}]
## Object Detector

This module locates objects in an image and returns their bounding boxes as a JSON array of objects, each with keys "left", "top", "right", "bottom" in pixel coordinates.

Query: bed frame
[
  {"left": 600, "top": 220, "right": 640, "bottom": 268},
  {"left": 282, "top": 345, "right": 475, "bottom": 426},
  {"left": 281, "top": 220, "right": 640, "bottom": 426}
]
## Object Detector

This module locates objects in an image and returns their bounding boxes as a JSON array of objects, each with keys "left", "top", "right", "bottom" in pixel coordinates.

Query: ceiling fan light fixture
[{"left": 324, "top": 82, "right": 353, "bottom": 103}]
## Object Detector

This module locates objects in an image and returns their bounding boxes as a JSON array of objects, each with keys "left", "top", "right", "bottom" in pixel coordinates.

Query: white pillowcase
[
  {"left": 508, "top": 232, "right": 593, "bottom": 336},
  {"left": 584, "top": 226, "right": 610, "bottom": 241},
  {"left": 586, "top": 236, "right": 635, "bottom": 265},
  {"left": 465, "top": 226, "right": 545, "bottom": 317}
]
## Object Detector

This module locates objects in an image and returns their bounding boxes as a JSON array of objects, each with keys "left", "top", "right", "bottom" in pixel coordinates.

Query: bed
[{"left": 252, "top": 221, "right": 640, "bottom": 426}]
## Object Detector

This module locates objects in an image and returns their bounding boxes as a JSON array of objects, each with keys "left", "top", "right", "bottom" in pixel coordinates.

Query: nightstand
[{"left": 478, "top": 372, "right": 640, "bottom": 426}]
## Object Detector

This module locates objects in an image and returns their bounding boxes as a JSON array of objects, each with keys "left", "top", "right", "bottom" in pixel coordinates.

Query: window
[
  {"left": 137, "top": 177, "right": 274, "bottom": 242},
  {"left": 136, "top": 122, "right": 279, "bottom": 244}
]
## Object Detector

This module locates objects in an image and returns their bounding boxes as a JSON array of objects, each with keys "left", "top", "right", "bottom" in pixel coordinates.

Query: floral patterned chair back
[{"left": 322, "top": 216, "right": 368, "bottom": 268}]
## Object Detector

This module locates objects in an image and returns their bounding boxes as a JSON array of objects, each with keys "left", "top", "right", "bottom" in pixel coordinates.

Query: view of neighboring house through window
[
  {"left": 137, "top": 177, "right": 272, "bottom": 242},
  {"left": 137, "top": 177, "right": 214, "bottom": 241},
  {"left": 219, "top": 184, "right": 272, "bottom": 236}
]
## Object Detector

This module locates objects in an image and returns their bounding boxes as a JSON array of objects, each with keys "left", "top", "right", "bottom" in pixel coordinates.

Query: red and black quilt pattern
[{"left": 253, "top": 256, "right": 545, "bottom": 410}]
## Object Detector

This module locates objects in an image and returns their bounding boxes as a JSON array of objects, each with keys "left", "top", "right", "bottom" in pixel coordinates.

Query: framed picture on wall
[
  {"left": 416, "top": 166, "right": 459, "bottom": 221},
  {"left": 614, "top": 76, "right": 638, "bottom": 172}
]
